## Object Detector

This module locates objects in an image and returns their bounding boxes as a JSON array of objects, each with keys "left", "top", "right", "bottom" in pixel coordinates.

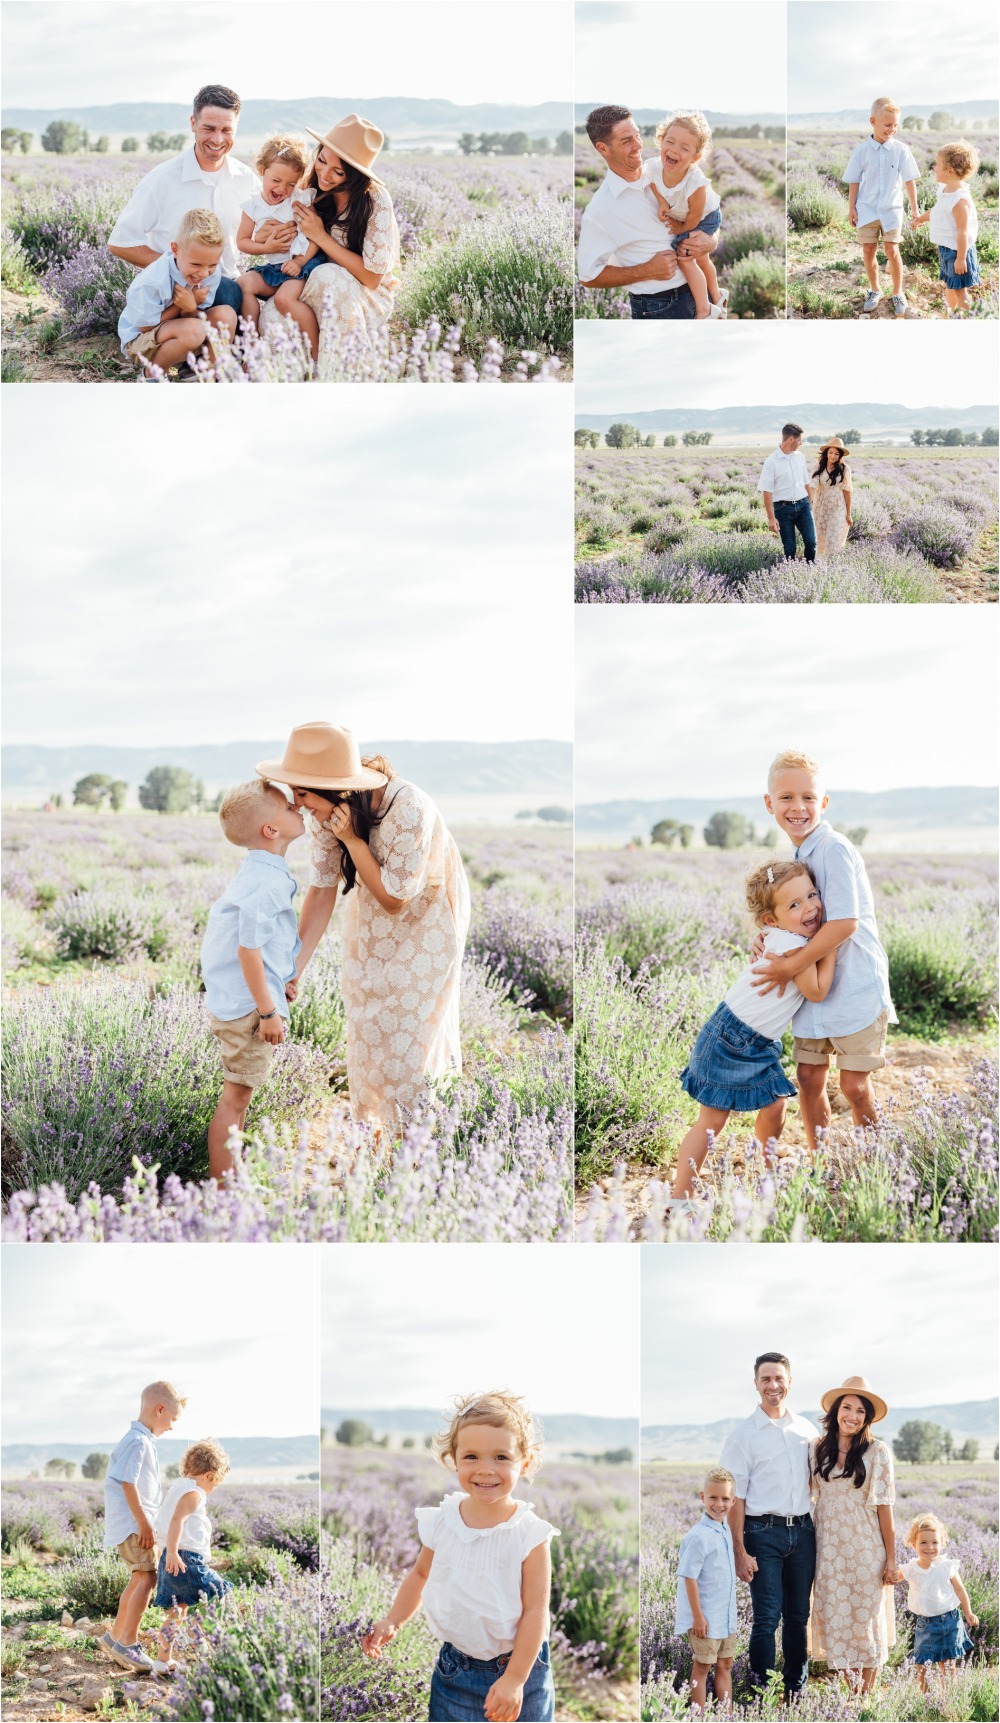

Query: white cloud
[
  {"left": 576, "top": 1, "right": 786, "bottom": 116},
  {"left": 788, "top": 1, "right": 999, "bottom": 113}
]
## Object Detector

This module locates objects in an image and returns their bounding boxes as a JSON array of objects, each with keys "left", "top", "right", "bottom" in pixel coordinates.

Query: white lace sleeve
[
  {"left": 378, "top": 784, "right": 435, "bottom": 902},
  {"left": 308, "top": 816, "right": 343, "bottom": 890},
  {"left": 866, "top": 1440, "right": 895, "bottom": 1507},
  {"left": 363, "top": 185, "right": 400, "bottom": 277}
]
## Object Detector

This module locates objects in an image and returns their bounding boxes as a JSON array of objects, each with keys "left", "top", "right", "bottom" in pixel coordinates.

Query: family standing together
[
  {"left": 756, "top": 427, "right": 854, "bottom": 563},
  {"left": 109, "top": 84, "right": 400, "bottom": 371}
]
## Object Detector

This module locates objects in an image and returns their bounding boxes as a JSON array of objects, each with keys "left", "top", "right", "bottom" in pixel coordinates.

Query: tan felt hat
[
  {"left": 820, "top": 1375, "right": 888, "bottom": 1424},
  {"left": 256, "top": 722, "right": 388, "bottom": 792},
  {"left": 818, "top": 436, "right": 850, "bottom": 457},
  {"left": 305, "top": 114, "right": 385, "bottom": 183}
]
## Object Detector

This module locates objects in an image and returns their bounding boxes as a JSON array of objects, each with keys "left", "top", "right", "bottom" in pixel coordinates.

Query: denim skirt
[
  {"left": 429, "top": 1640, "right": 554, "bottom": 1722},
  {"left": 153, "top": 1549, "right": 233, "bottom": 1609},
  {"left": 913, "top": 1608, "right": 973, "bottom": 1664},
  {"left": 937, "top": 244, "right": 980, "bottom": 289},
  {"left": 672, "top": 206, "right": 722, "bottom": 243},
  {"left": 254, "top": 255, "right": 328, "bottom": 290},
  {"left": 680, "top": 1001, "right": 797, "bottom": 1113}
]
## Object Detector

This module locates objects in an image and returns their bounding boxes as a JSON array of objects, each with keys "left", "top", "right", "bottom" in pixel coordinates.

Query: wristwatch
[{"left": 258, "top": 1008, "right": 278, "bottom": 1021}]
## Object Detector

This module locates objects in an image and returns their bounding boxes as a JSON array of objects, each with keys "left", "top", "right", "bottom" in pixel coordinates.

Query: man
[
  {"left": 757, "top": 424, "right": 817, "bottom": 563},
  {"left": 576, "top": 105, "right": 718, "bottom": 320},
  {"left": 108, "top": 84, "right": 266, "bottom": 317},
  {"left": 720, "top": 1352, "right": 819, "bottom": 1697}
]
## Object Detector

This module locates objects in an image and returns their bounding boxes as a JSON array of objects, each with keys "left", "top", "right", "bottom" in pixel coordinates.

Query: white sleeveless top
[
  {"left": 928, "top": 186, "right": 978, "bottom": 248},
  {"left": 153, "top": 1478, "right": 212, "bottom": 1557},
  {"left": 416, "top": 1492, "right": 559, "bottom": 1659},
  {"left": 724, "top": 927, "right": 809, "bottom": 1039}
]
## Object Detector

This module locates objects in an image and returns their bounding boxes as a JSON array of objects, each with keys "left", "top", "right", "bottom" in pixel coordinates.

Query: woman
[
  {"left": 811, "top": 436, "right": 853, "bottom": 557},
  {"left": 256, "top": 722, "right": 470, "bottom": 1129},
  {"left": 809, "top": 1374, "right": 897, "bottom": 1694},
  {"left": 265, "top": 114, "right": 400, "bottom": 358}
]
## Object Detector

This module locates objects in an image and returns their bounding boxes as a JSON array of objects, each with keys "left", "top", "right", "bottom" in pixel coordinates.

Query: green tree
[
  {"left": 704, "top": 811, "right": 755, "bottom": 849},
  {"left": 575, "top": 427, "right": 600, "bottom": 446},
  {"left": 902, "top": 115, "right": 924, "bottom": 131},
  {"left": 19, "top": 131, "right": 32, "bottom": 153},
  {"left": 606, "top": 422, "right": 639, "bottom": 448},
  {"left": 45, "top": 1458, "right": 76, "bottom": 1478},
  {"left": 138, "top": 765, "right": 197, "bottom": 813},
  {"left": 164, "top": 1462, "right": 181, "bottom": 1480},
  {"left": 2, "top": 127, "right": 23, "bottom": 152},
  {"left": 928, "top": 111, "right": 954, "bottom": 132},
  {"left": 980, "top": 426, "right": 998, "bottom": 445},
  {"left": 555, "top": 131, "right": 574, "bottom": 155},
  {"left": 960, "top": 1439, "right": 980, "bottom": 1462},
  {"left": 501, "top": 131, "right": 530, "bottom": 156},
  {"left": 121, "top": 136, "right": 140, "bottom": 153},
  {"left": 601, "top": 1447, "right": 634, "bottom": 1464},
  {"left": 536, "top": 805, "right": 571, "bottom": 823},
  {"left": 402, "top": 1436, "right": 416, "bottom": 1449},
  {"left": 458, "top": 132, "right": 477, "bottom": 156},
  {"left": 81, "top": 1452, "right": 110, "bottom": 1480},
  {"left": 834, "top": 823, "right": 868, "bottom": 847},
  {"left": 93, "top": 135, "right": 110, "bottom": 153},
  {"left": 942, "top": 1430, "right": 954, "bottom": 1462},
  {"left": 943, "top": 427, "right": 964, "bottom": 446},
  {"left": 762, "top": 827, "right": 779, "bottom": 849},
  {"left": 911, "top": 429, "right": 926, "bottom": 445},
  {"left": 335, "top": 1419, "right": 374, "bottom": 1447},
  {"left": 662, "top": 433, "right": 677, "bottom": 447},
  {"left": 147, "top": 131, "right": 171, "bottom": 152},
  {"left": 893, "top": 1420, "right": 944, "bottom": 1463},
  {"left": 41, "top": 120, "right": 86, "bottom": 154},
  {"left": 839, "top": 429, "right": 862, "bottom": 443},
  {"left": 643, "top": 433, "right": 656, "bottom": 447},
  {"left": 651, "top": 818, "right": 693, "bottom": 849},
  {"left": 167, "top": 133, "right": 187, "bottom": 151},
  {"left": 108, "top": 780, "right": 128, "bottom": 812},
  {"left": 682, "top": 430, "right": 712, "bottom": 446},
  {"left": 73, "top": 772, "right": 112, "bottom": 809}
]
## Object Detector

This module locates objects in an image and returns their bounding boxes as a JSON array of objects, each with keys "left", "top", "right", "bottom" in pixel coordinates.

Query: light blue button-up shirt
[
  {"left": 843, "top": 135, "right": 920, "bottom": 230},
  {"left": 118, "top": 250, "right": 222, "bottom": 349},
  {"left": 791, "top": 820, "right": 895, "bottom": 1038},
  {"left": 104, "top": 1420, "right": 161, "bottom": 1547},
  {"left": 200, "top": 850, "right": 301, "bottom": 1023},
  {"left": 675, "top": 1514, "right": 738, "bottom": 1637}
]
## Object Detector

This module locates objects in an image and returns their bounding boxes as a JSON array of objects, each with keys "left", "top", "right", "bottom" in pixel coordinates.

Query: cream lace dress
[
  {"left": 260, "top": 183, "right": 400, "bottom": 347},
  {"left": 809, "top": 1437, "right": 896, "bottom": 1671},
  {"left": 812, "top": 464, "right": 852, "bottom": 558},
  {"left": 307, "top": 779, "right": 470, "bottom": 1125}
]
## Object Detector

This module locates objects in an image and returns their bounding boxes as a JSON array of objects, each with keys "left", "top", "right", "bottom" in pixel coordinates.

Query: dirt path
[
  {"left": 2, "top": 286, "right": 129, "bottom": 382},
  {"left": 788, "top": 232, "right": 995, "bottom": 320},
  {"left": 944, "top": 519, "right": 999, "bottom": 603},
  {"left": 1, "top": 1610, "right": 165, "bottom": 1720}
]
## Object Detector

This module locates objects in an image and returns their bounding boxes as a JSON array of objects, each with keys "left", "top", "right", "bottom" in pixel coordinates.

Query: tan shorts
[
  {"left": 856, "top": 219, "right": 902, "bottom": 245},
  {"left": 124, "top": 328, "right": 161, "bottom": 362},
  {"left": 117, "top": 1533, "right": 158, "bottom": 1573},
  {"left": 209, "top": 1009, "right": 276, "bottom": 1088},
  {"left": 794, "top": 1009, "right": 890, "bottom": 1072},
  {"left": 688, "top": 1631, "right": 739, "bottom": 1664}
]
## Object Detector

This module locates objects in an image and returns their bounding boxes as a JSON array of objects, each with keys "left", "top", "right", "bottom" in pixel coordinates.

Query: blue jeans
[
  {"left": 214, "top": 277, "right": 242, "bottom": 311},
  {"left": 743, "top": 1515, "right": 816, "bottom": 1693},
  {"left": 628, "top": 283, "right": 697, "bottom": 319},
  {"left": 429, "top": 1641, "right": 554, "bottom": 1722},
  {"left": 773, "top": 498, "right": 816, "bottom": 563}
]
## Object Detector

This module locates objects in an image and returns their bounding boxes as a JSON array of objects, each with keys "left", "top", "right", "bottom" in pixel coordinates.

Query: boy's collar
[{"left": 243, "top": 848, "right": 291, "bottom": 869}]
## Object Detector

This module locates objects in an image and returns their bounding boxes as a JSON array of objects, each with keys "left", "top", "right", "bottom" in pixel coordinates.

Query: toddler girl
[
  {"left": 913, "top": 141, "right": 981, "bottom": 315},
  {"left": 236, "top": 135, "right": 324, "bottom": 330},
  {"left": 362, "top": 1392, "right": 559, "bottom": 1722},
  {"left": 646, "top": 111, "right": 724, "bottom": 318},
  {"left": 899, "top": 1513, "right": 978, "bottom": 1690},
  {"left": 152, "top": 1439, "right": 232, "bottom": 1674},
  {"left": 669, "top": 860, "right": 836, "bottom": 1204}
]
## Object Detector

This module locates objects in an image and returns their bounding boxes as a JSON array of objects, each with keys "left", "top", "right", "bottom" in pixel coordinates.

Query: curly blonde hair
[
  {"left": 906, "top": 1512, "right": 948, "bottom": 1550},
  {"left": 255, "top": 133, "right": 312, "bottom": 180},
  {"left": 936, "top": 140, "right": 980, "bottom": 181},
  {"left": 435, "top": 1392, "right": 543, "bottom": 1479},
  {"left": 182, "top": 1438, "right": 231, "bottom": 1481},
  {"left": 655, "top": 110, "right": 712, "bottom": 156},
  {"left": 744, "top": 860, "right": 817, "bottom": 929}
]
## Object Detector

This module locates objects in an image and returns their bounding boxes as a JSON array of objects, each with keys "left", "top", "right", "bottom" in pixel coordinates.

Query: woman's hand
[
  {"left": 328, "top": 803, "right": 358, "bottom": 847},
  {"left": 254, "top": 218, "right": 297, "bottom": 249},
  {"left": 484, "top": 1674, "right": 524, "bottom": 1722},
  {"left": 362, "top": 1617, "right": 397, "bottom": 1657},
  {"left": 292, "top": 201, "right": 326, "bottom": 243},
  {"left": 882, "top": 1561, "right": 898, "bottom": 1585}
]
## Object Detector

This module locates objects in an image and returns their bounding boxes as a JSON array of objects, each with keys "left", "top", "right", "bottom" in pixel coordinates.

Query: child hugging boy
[
  {"left": 236, "top": 134, "right": 324, "bottom": 332},
  {"left": 674, "top": 1468, "right": 739, "bottom": 1713},
  {"left": 645, "top": 110, "right": 725, "bottom": 319},
  {"left": 200, "top": 780, "right": 305, "bottom": 1182},
  {"left": 912, "top": 141, "right": 982, "bottom": 316},
  {"left": 100, "top": 1380, "right": 186, "bottom": 1674},
  {"left": 843, "top": 98, "right": 920, "bottom": 316},
  {"left": 117, "top": 209, "right": 237, "bottom": 372},
  {"left": 153, "top": 1439, "right": 233, "bottom": 1674},
  {"left": 751, "top": 749, "right": 896, "bottom": 1153}
]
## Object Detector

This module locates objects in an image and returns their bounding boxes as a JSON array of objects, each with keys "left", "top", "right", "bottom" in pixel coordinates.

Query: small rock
[
  {"left": 61, "top": 1610, "right": 75, "bottom": 1628},
  {"left": 29, "top": 1676, "right": 50, "bottom": 1690},
  {"left": 36, "top": 1662, "right": 53, "bottom": 1672},
  {"left": 79, "top": 1675, "right": 115, "bottom": 1710},
  {"left": 74, "top": 1615, "right": 94, "bottom": 1630}
]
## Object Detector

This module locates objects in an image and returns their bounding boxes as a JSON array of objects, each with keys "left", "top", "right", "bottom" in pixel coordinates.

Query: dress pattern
[
  {"left": 812, "top": 464, "right": 852, "bottom": 558},
  {"left": 308, "top": 779, "right": 470, "bottom": 1125},
  {"left": 809, "top": 1437, "right": 896, "bottom": 1670}
]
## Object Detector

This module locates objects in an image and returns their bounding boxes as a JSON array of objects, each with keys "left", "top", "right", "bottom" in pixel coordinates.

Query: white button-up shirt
[
  {"left": 675, "top": 1514, "right": 738, "bottom": 1637},
  {"left": 577, "top": 167, "right": 680, "bottom": 294},
  {"left": 791, "top": 820, "right": 896, "bottom": 1038},
  {"left": 104, "top": 1420, "right": 162, "bottom": 1547},
  {"left": 757, "top": 447, "right": 810, "bottom": 502},
  {"left": 108, "top": 146, "right": 261, "bottom": 277},
  {"left": 842, "top": 135, "right": 919, "bottom": 230},
  {"left": 720, "top": 1405, "right": 818, "bottom": 1517}
]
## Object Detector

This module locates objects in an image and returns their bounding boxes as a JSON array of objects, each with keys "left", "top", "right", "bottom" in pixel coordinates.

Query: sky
[
  {"left": 322, "top": 1245, "right": 641, "bottom": 1420},
  {"left": 1, "top": 1245, "right": 319, "bottom": 1443},
  {"left": 576, "top": 2, "right": 786, "bottom": 116},
  {"left": 575, "top": 607, "right": 999, "bottom": 801},
  {"left": 788, "top": 1, "right": 998, "bottom": 113},
  {"left": 2, "top": 389, "right": 572, "bottom": 747},
  {"left": 575, "top": 322, "right": 1000, "bottom": 417},
  {"left": 642, "top": 1245, "right": 1000, "bottom": 1425},
  {"left": 1, "top": 0, "right": 571, "bottom": 109}
]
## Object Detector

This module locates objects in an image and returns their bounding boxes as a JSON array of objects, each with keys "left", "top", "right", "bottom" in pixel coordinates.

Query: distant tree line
[
  {"left": 635, "top": 813, "right": 868, "bottom": 850},
  {"left": 901, "top": 112, "right": 991, "bottom": 131},
  {"left": 576, "top": 425, "right": 714, "bottom": 449},
  {"left": 71, "top": 766, "right": 214, "bottom": 814},
  {"left": 576, "top": 123, "right": 785, "bottom": 143},
  {"left": 911, "top": 427, "right": 998, "bottom": 446},
  {"left": 1, "top": 128, "right": 33, "bottom": 153},
  {"left": 515, "top": 805, "right": 572, "bottom": 823},
  {"left": 893, "top": 1420, "right": 985, "bottom": 1463},
  {"left": 459, "top": 130, "right": 573, "bottom": 156}
]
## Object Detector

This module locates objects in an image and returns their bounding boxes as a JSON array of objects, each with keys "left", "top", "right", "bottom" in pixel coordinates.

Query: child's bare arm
[
  {"left": 485, "top": 1543, "right": 551, "bottom": 1722},
  {"left": 281, "top": 240, "right": 320, "bottom": 276},
  {"left": 121, "top": 1482, "right": 155, "bottom": 1546},
  {"left": 795, "top": 946, "right": 837, "bottom": 1003},
  {"left": 950, "top": 1572, "right": 978, "bottom": 1624},
  {"left": 679, "top": 186, "right": 707, "bottom": 228},
  {"left": 904, "top": 178, "right": 919, "bottom": 220},
  {"left": 237, "top": 946, "right": 284, "bottom": 1042},
  {"left": 647, "top": 181, "right": 673, "bottom": 223},
  {"left": 752, "top": 919, "right": 858, "bottom": 995},
  {"left": 362, "top": 1548, "right": 434, "bottom": 1654},
  {"left": 239, "top": 213, "right": 288, "bottom": 257},
  {"left": 953, "top": 200, "right": 969, "bottom": 268},
  {"left": 166, "top": 1493, "right": 199, "bottom": 1573},
  {"left": 847, "top": 183, "right": 860, "bottom": 226},
  {"left": 684, "top": 1575, "right": 709, "bottom": 1639}
]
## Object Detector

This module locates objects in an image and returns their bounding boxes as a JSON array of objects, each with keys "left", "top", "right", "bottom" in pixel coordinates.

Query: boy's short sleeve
[
  {"left": 111, "top": 1434, "right": 145, "bottom": 1486},
  {"left": 819, "top": 838, "right": 860, "bottom": 923},
  {"left": 900, "top": 144, "right": 919, "bottom": 180},
  {"left": 842, "top": 145, "right": 865, "bottom": 184},
  {"left": 237, "top": 881, "right": 280, "bottom": 950},
  {"left": 415, "top": 1505, "right": 441, "bottom": 1550},
  {"left": 123, "top": 268, "right": 168, "bottom": 332},
  {"left": 676, "top": 1528, "right": 707, "bottom": 1581}
]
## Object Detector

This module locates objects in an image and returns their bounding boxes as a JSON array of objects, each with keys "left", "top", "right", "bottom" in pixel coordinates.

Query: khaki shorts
[
  {"left": 856, "top": 219, "right": 902, "bottom": 245},
  {"left": 209, "top": 1009, "right": 276, "bottom": 1088},
  {"left": 124, "top": 328, "right": 161, "bottom": 363},
  {"left": 794, "top": 1009, "right": 890, "bottom": 1072},
  {"left": 688, "top": 1631, "right": 739, "bottom": 1664},
  {"left": 117, "top": 1533, "right": 158, "bottom": 1573}
]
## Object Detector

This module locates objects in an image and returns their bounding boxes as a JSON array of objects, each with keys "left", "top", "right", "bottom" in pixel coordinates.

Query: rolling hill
[
  {"left": 575, "top": 786, "right": 999, "bottom": 844},
  {"left": 575, "top": 403, "right": 998, "bottom": 439},
  {"left": 644, "top": 1400, "right": 1000, "bottom": 1462}
]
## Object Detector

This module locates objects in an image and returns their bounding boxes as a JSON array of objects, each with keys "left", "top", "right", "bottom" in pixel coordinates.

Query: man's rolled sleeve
[
  {"left": 577, "top": 210, "right": 616, "bottom": 283},
  {"left": 719, "top": 1429, "right": 749, "bottom": 1498},
  {"left": 109, "top": 178, "right": 158, "bottom": 251}
]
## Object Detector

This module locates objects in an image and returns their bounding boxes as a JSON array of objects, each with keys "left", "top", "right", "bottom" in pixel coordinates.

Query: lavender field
[
  {"left": 575, "top": 138, "right": 786, "bottom": 321},
  {"left": 642, "top": 1462, "right": 999, "bottom": 1720},
  {"left": 0, "top": 1477, "right": 319, "bottom": 1720},
  {"left": 575, "top": 445, "right": 999, "bottom": 603},
  {"left": 1, "top": 151, "right": 573, "bottom": 382},
  {"left": 321, "top": 1445, "right": 639, "bottom": 1721},
  {"left": 787, "top": 129, "right": 999, "bottom": 320},
  {"left": 1, "top": 812, "right": 572, "bottom": 1242},
  {"left": 575, "top": 848, "right": 999, "bottom": 1243}
]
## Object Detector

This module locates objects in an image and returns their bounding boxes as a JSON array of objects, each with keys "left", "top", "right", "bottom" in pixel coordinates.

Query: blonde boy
[
  {"left": 751, "top": 750, "right": 895, "bottom": 1151},
  {"left": 101, "top": 1381, "right": 186, "bottom": 1674},
  {"left": 117, "top": 208, "right": 238, "bottom": 369},
  {"left": 200, "top": 780, "right": 304, "bottom": 1181},
  {"left": 843, "top": 98, "right": 919, "bottom": 315},
  {"left": 675, "top": 1468, "right": 739, "bottom": 1711}
]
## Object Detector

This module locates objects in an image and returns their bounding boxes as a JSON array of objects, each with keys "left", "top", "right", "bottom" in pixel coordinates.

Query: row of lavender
[{"left": 1, "top": 814, "right": 573, "bottom": 1242}]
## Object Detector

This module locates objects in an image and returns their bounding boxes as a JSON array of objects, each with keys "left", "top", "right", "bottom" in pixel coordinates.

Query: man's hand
[
  {"left": 171, "top": 283, "right": 199, "bottom": 315},
  {"left": 642, "top": 249, "right": 678, "bottom": 280},
  {"left": 484, "top": 1673, "right": 524, "bottom": 1723},
  {"left": 362, "top": 1617, "right": 397, "bottom": 1658},
  {"left": 735, "top": 1549, "right": 758, "bottom": 1583},
  {"left": 766, "top": 516, "right": 780, "bottom": 537},
  {"left": 751, "top": 952, "right": 797, "bottom": 996},
  {"left": 281, "top": 257, "right": 304, "bottom": 276},
  {"left": 166, "top": 1550, "right": 187, "bottom": 1576},
  {"left": 258, "top": 1013, "right": 285, "bottom": 1045},
  {"left": 674, "top": 230, "right": 715, "bottom": 260},
  {"left": 137, "top": 1518, "right": 155, "bottom": 1550},
  {"left": 692, "top": 1610, "right": 710, "bottom": 1639}
]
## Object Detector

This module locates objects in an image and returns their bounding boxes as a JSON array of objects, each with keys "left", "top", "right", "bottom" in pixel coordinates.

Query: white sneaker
[{"left": 708, "top": 302, "right": 726, "bottom": 319}]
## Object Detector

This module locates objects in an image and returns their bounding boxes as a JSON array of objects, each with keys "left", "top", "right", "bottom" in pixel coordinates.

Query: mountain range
[
  {"left": 789, "top": 101, "right": 996, "bottom": 128},
  {"left": 576, "top": 107, "right": 784, "bottom": 130},
  {"left": 322, "top": 1410, "right": 638, "bottom": 1450},
  {"left": 576, "top": 786, "right": 999, "bottom": 840},
  {"left": 643, "top": 1401, "right": 1000, "bottom": 1462},
  {"left": 2, "top": 1435, "right": 317, "bottom": 1473},
  {"left": 575, "top": 403, "right": 998, "bottom": 438}
]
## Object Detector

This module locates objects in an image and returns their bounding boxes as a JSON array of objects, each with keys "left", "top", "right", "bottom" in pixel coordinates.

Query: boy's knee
[
  {"left": 716, "top": 1658, "right": 733, "bottom": 1673},
  {"left": 208, "top": 305, "right": 237, "bottom": 328},
  {"left": 797, "top": 1062, "right": 828, "bottom": 1094},
  {"left": 840, "top": 1068, "right": 872, "bottom": 1101},
  {"left": 171, "top": 317, "right": 208, "bottom": 348}
]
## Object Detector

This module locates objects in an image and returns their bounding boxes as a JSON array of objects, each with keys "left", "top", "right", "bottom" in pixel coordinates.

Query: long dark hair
[
  {"left": 309, "top": 755, "right": 396, "bottom": 895},
  {"left": 303, "top": 153, "right": 375, "bottom": 256},
  {"left": 813, "top": 1395, "right": 876, "bottom": 1489},
  {"left": 812, "top": 448, "right": 846, "bottom": 485}
]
